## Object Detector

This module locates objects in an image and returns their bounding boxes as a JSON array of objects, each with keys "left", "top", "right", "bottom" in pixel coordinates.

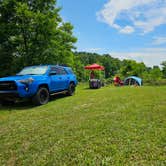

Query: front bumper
[
  {"left": 0, "top": 81, "right": 37, "bottom": 101},
  {"left": 0, "top": 91, "right": 20, "bottom": 101}
]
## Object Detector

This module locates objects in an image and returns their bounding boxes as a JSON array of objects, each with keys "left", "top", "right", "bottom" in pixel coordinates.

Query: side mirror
[{"left": 49, "top": 71, "right": 57, "bottom": 75}]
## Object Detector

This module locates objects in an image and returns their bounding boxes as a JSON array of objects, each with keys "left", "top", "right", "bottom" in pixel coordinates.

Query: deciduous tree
[{"left": 0, "top": 0, "right": 76, "bottom": 76}]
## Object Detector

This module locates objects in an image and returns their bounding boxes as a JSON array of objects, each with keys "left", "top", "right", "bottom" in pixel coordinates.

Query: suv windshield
[{"left": 17, "top": 66, "right": 48, "bottom": 75}]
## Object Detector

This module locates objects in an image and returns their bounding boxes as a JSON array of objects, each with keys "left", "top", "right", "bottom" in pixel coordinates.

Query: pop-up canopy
[
  {"left": 84, "top": 63, "right": 105, "bottom": 70},
  {"left": 84, "top": 63, "right": 105, "bottom": 89}
]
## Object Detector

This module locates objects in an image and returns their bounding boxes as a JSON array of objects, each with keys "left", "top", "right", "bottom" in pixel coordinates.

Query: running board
[{"left": 50, "top": 90, "right": 68, "bottom": 96}]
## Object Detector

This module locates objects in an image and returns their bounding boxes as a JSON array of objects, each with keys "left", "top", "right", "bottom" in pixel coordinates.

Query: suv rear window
[{"left": 66, "top": 68, "right": 74, "bottom": 74}]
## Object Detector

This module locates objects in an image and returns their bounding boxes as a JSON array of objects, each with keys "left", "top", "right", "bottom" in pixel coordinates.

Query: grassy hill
[{"left": 0, "top": 85, "right": 166, "bottom": 165}]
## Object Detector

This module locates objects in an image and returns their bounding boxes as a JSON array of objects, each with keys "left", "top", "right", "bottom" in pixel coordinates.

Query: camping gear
[
  {"left": 84, "top": 64, "right": 105, "bottom": 89},
  {"left": 124, "top": 76, "right": 142, "bottom": 86},
  {"left": 89, "top": 79, "right": 101, "bottom": 89},
  {"left": 113, "top": 76, "right": 123, "bottom": 86}
]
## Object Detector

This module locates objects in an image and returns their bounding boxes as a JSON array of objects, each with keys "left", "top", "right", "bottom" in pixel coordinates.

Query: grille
[{"left": 0, "top": 81, "right": 17, "bottom": 91}]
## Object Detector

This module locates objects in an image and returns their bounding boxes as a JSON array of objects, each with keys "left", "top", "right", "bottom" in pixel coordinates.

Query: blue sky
[{"left": 57, "top": 0, "right": 166, "bottom": 67}]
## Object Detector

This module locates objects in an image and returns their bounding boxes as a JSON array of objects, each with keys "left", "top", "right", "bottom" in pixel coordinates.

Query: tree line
[
  {"left": 0, "top": 0, "right": 166, "bottom": 85},
  {"left": 74, "top": 52, "right": 166, "bottom": 84}
]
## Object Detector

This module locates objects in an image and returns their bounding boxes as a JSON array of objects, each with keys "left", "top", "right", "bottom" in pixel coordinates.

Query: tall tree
[
  {"left": 0, "top": 0, "right": 18, "bottom": 76},
  {"left": 0, "top": 0, "right": 77, "bottom": 77}
]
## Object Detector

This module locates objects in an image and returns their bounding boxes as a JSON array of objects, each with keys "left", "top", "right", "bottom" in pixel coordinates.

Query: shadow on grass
[
  {"left": 83, "top": 87, "right": 91, "bottom": 90},
  {"left": 50, "top": 93, "right": 70, "bottom": 102},
  {"left": 83, "top": 87, "right": 103, "bottom": 91},
  {"left": 0, "top": 101, "right": 35, "bottom": 111},
  {"left": 0, "top": 94, "right": 70, "bottom": 111}
]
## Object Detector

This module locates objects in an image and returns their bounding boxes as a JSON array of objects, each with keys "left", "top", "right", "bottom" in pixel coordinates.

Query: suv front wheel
[{"left": 32, "top": 87, "right": 49, "bottom": 105}]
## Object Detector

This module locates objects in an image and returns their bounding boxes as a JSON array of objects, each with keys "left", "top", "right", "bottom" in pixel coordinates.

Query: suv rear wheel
[
  {"left": 32, "top": 87, "right": 49, "bottom": 105},
  {"left": 67, "top": 83, "right": 75, "bottom": 96}
]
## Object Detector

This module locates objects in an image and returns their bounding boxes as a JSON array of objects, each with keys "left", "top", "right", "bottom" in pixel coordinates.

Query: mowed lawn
[{"left": 0, "top": 85, "right": 166, "bottom": 166}]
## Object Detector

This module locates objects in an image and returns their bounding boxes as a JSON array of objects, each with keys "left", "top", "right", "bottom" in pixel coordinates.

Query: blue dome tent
[{"left": 124, "top": 76, "right": 142, "bottom": 86}]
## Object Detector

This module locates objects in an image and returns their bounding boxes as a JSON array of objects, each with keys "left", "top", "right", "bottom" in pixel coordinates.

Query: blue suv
[{"left": 0, "top": 65, "right": 77, "bottom": 105}]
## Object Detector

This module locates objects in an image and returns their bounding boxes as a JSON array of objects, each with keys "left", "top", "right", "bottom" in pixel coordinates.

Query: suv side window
[
  {"left": 50, "top": 66, "right": 67, "bottom": 75},
  {"left": 50, "top": 67, "right": 57, "bottom": 75},
  {"left": 60, "top": 68, "right": 67, "bottom": 75},
  {"left": 56, "top": 67, "right": 67, "bottom": 75}
]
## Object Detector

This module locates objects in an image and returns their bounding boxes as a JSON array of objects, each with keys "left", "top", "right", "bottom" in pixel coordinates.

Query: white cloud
[
  {"left": 84, "top": 48, "right": 102, "bottom": 52},
  {"left": 152, "top": 37, "right": 166, "bottom": 45},
  {"left": 97, "top": 0, "right": 166, "bottom": 34},
  {"left": 110, "top": 48, "right": 166, "bottom": 67},
  {"left": 119, "top": 26, "right": 135, "bottom": 34}
]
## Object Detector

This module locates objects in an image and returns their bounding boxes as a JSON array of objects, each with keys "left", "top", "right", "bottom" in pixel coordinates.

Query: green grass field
[{"left": 0, "top": 85, "right": 166, "bottom": 166}]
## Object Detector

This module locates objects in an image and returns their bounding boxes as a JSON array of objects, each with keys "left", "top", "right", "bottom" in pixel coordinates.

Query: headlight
[{"left": 19, "top": 77, "right": 34, "bottom": 84}]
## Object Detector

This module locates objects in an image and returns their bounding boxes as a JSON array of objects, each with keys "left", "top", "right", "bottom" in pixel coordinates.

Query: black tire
[
  {"left": 67, "top": 83, "right": 75, "bottom": 96},
  {"left": 97, "top": 81, "right": 101, "bottom": 89},
  {"left": 32, "top": 87, "right": 49, "bottom": 106}
]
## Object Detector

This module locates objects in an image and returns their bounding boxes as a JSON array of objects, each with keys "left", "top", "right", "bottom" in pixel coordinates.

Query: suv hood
[{"left": 0, "top": 75, "right": 47, "bottom": 81}]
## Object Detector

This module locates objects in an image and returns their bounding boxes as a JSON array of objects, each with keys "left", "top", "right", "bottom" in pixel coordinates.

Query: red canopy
[{"left": 84, "top": 63, "right": 105, "bottom": 70}]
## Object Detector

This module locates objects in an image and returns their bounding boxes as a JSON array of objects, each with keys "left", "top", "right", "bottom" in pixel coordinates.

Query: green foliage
[
  {"left": 0, "top": 0, "right": 17, "bottom": 75},
  {"left": 0, "top": 85, "right": 166, "bottom": 165},
  {"left": 143, "top": 79, "right": 166, "bottom": 86},
  {"left": 142, "top": 66, "right": 163, "bottom": 85},
  {"left": 149, "top": 66, "right": 163, "bottom": 79},
  {"left": 161, "top": 61, "right": 166, "bottom": 78},
  {"left": 0, "top": 0, "right": 76, "bottom": 77},
  {"left": 118, "top": 60, "right": 147, "bottom": 78}
]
